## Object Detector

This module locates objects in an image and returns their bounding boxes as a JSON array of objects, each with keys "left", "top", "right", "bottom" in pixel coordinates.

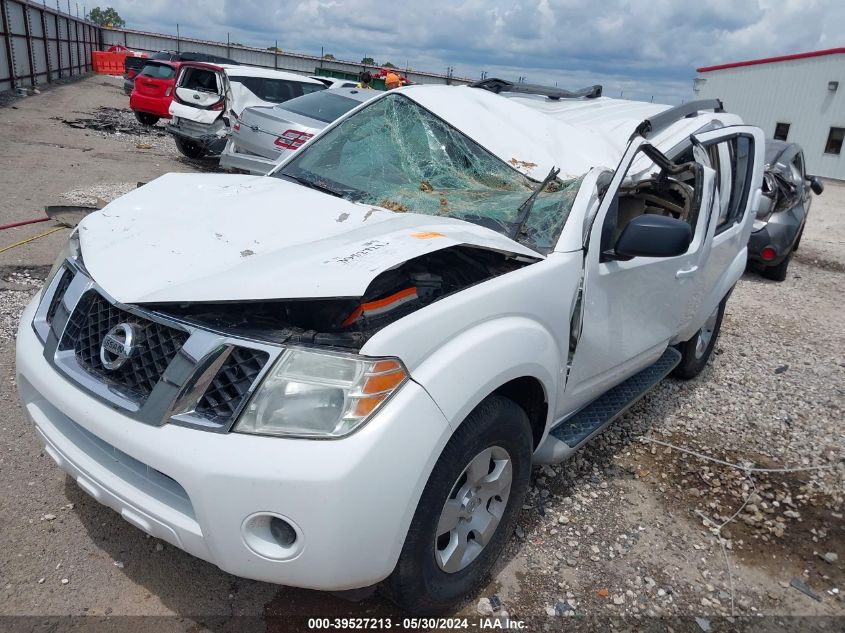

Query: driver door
[{"left": 558, "top": 138, "right": 716, "bottom": 417}]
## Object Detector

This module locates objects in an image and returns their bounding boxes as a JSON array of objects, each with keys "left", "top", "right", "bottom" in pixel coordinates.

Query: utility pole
[{"left": 176, "top": 23, "right": 180, "bottom": 52}]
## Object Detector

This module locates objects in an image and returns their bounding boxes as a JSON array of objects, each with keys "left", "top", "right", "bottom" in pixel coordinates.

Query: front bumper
[{"left": 16, "top": 298, "right": 452, "bottom": 590}]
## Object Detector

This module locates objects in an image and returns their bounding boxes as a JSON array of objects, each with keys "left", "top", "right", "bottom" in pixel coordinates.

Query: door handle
[{"left": 676, "top": 265, "right": 698, "bottom": 278}]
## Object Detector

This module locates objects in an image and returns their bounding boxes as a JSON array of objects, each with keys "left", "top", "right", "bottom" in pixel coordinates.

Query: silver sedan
[{"left": 220, "top": 87, "right": 376, "bottom": 175}]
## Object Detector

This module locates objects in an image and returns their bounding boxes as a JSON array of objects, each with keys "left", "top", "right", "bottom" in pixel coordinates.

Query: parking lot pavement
[
  {"left": 0, "top": 76, "right": 842, "bottom": 628},
  {"left": 0, "top": 75, "right": 198, "bottom": 269}
]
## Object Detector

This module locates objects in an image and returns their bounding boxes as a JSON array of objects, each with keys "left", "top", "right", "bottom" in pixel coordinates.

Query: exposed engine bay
[{"left": 147, "top": 245, "right": 533, "bottom": 349}]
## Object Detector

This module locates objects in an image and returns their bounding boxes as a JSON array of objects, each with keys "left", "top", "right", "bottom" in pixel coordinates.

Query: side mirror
[
  {"left": 614, "top": 215, "right": 692, "bottom": 259},
  {"left": 807, "top": 175, "right": 824, "bottom": 195}
]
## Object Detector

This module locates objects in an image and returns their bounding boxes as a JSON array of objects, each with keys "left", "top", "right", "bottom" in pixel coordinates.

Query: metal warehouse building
[{"left": 693, "top": 48, "right": 845, "bottom": 180}]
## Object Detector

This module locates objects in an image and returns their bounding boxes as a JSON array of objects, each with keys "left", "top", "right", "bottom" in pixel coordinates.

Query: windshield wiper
[
  {"left": 280, "top": 172, "right": 344, "bottom": 198},
  {"left": 509, "top": 166, "right": 560, "bottom": 241}
]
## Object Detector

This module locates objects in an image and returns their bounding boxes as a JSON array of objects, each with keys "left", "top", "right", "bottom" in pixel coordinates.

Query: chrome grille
[
  {"left": 38, "top": 268, "right": 282, "bottom": 430},
  {"left": 45, "top": 268, "right": 73, "bottom": 326},
  {"left": 59, "top": 292, "right": 188, "bottom": 404},
  {"left": 195, "top": 346, "right": 269, "bottom": 422}
]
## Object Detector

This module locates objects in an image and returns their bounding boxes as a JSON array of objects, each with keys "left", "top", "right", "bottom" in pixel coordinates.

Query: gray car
[
  {"left": 220, "top": 87, "right": 375, "bottom": 174},
  {"left": 748, "top": 139, "right": 824, "bottom": 281}
]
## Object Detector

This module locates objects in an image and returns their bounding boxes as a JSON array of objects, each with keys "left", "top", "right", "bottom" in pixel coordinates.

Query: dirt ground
[{"left": 0, "top": 76, "right": 842, "bottom": 632}]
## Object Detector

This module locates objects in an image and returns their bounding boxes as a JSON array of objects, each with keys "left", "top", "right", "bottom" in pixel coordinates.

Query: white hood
[{"left": 79, "top": 173, "right": 542, "bottom": 304}]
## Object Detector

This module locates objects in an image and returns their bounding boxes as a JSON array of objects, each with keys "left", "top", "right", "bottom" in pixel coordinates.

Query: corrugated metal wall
[
  {"left": 694, "top": 54, "right": 845, "bottom": 180},
  {"left": 0, "top": 0, "right": 98, "bottom": 93},
  {"left": 101, "top": 26, "right": 470, "bottom": 87}
]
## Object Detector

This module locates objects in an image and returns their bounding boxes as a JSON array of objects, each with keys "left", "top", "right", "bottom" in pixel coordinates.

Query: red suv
[{"left": 129, "top": 61, "right": 181, "bottom": 126}]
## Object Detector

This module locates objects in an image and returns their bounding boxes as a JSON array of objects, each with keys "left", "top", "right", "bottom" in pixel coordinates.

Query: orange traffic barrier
[{"left": 92, "top": 51, "right": 136, "bottom": 75}]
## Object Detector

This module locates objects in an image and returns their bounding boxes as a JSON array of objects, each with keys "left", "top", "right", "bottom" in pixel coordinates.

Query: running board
[{"left": 534, "top": 347, "right": 681, "bottom": 464}]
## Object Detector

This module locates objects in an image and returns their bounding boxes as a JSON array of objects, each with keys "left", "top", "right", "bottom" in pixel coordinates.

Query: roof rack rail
[
  {"left": 633, "top": 99, "right": 725, "bottom": 139},
  {"left": 469, "top": 78, "right": 602, "bottom": 100}
]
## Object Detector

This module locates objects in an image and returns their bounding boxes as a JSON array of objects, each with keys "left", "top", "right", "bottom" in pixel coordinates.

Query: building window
[
  {"left": 824, "top": 127, "right": 845, "bottom": 155},
  {"left": 773, "top": 122, "right": 790, "bottom": 141}
]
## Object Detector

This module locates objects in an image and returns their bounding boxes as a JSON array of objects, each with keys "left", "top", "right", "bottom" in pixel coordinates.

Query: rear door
[
  {"left": 226, "top": 76, "right": 326, "bottom": 115},
  {"left": 681, "top": 125, "right": 763, "bottom": 340}
]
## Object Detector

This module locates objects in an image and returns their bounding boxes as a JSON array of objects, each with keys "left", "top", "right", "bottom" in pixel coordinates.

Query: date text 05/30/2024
[{"left": 306, "top": 617, "right": 526, "bottom": 630}]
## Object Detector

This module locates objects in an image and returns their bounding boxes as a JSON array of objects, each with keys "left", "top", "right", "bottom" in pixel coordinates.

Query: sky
[{"left": 97, "top": 0, "right": 844, "bottom": 104}]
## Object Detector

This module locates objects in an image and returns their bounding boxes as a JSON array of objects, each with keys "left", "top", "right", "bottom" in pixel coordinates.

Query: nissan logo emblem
[{"left": 100, "top": 323, "right": 138, "bottom": 370}]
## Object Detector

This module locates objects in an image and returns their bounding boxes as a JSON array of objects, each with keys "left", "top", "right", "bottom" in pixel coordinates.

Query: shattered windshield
[{"left": 275, "top": 93, "right": 582, "bottom": 252}]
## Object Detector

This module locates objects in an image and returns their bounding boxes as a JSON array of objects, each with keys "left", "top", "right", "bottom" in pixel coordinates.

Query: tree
[
  {"left": 87, "top": 7, "right": 125, "bottom": 27},
  {"left": 323, "top": 53, "right": 336, "bottom": 60},
  {"left": 267, "top": 46, "right": 283, "bottom": 52},
  {"left": 360, "top": 56, "right": 375, "bottom": 65},
  {"left": 382, "top": 61, "right": 397, "bottom": 68}
]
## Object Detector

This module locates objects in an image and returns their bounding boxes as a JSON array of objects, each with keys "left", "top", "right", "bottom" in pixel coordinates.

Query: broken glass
[{"left": 276, "top": 93, "right": 583, "bottom": 252}]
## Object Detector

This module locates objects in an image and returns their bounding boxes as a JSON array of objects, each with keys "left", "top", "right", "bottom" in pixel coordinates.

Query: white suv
[{"left": 17, "top": 82, "right": 763, "bottom": 613}]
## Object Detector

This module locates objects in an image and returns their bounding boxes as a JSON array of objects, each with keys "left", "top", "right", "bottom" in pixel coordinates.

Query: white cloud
[{"left": 103, "top": 0, "right": 845, "bottom": 103}]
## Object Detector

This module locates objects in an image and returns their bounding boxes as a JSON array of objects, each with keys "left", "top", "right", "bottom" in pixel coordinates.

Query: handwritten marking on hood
[
  {"left": 336, "top": 212, "right": 350, "bottom": 223},
  {"left": 363, "top": 208, "right": 378, "bottom": 221},
  {"left": 240, "top": 249, "right": 255, "bottom": 258},
  {"left": 326, "top": 240, "right": 389, "bottom": 265}
]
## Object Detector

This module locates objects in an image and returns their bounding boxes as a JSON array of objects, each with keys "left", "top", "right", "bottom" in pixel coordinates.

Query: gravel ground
[{"left": 0, "top": 77, "right": 842, "bottom": 630}]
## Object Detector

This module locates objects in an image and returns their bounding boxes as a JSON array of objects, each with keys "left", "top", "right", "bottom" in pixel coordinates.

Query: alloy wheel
[{"left": 434, "top": 445, "right": 513, "bottom": 573}]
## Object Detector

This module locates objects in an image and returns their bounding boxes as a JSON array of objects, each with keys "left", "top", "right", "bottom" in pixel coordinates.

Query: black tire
[
  {"left": 672, "top": 295, "right": 727, "bottom": 379},
  {"left": 383, "top": 395, "right": 533, "bottom": 614},
  {"left": 174, "top": 136, "right": 207, "bottom": 159},
  {"left": 134, "top": 111, "right": 160, "bottom": 126},
  {"left": 762, "top": 250, "right": 792, "bottom": 282}
]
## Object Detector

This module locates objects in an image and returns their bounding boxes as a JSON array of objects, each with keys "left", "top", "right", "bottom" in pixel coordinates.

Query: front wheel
[
  {"left": 174, "top": 136, "right": 207, "bottom": 159},
  {"left": 383, "top": 395, "right": 532, "bottom": 614},
  {"left": 672, "top": 296, "right": 727, "bottom": 379},
  {"left": 134, "top": 111, "right": 160, "bottom": 126}
]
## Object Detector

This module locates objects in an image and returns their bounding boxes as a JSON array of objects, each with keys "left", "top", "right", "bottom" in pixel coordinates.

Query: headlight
[
  {"left": 40, "top": 230, "right": 80, "bottom": 300},
  {"left": 234, "top": 347, "right": 409, "bottom": 438}
]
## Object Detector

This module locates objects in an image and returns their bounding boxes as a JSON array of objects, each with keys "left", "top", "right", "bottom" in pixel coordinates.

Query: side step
[{"left": 535, "top": 347, "right": 681, "bottom": 463}]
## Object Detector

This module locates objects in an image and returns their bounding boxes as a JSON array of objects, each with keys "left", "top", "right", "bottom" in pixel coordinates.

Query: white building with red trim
[{"left": 694, "top": 48, "right": 845, "bottom": 180}]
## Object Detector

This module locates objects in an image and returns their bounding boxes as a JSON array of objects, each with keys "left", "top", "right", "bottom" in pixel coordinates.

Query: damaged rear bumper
[
  {"left": 166, "top": 117, "right": 228, "bottom": 153},
  {"left": 748, "top": 211, "right": 803, "bottom": 265},
  {"left": 219, "top": 139, "right": 282, "bottom": 175}
]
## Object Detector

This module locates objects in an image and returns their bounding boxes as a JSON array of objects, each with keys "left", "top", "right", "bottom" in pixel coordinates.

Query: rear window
[
  {"left": 229, "top": 76, "right": 325, "bottom": 104},
  {"left": 140, "top": 63, "right": 176, "bottom": 79},
  {"left": 180, "top": 67, "right": 219, "bottom": 93},
  {"left": 277, "top": 91, "right": 361, "bottom": 123}
]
